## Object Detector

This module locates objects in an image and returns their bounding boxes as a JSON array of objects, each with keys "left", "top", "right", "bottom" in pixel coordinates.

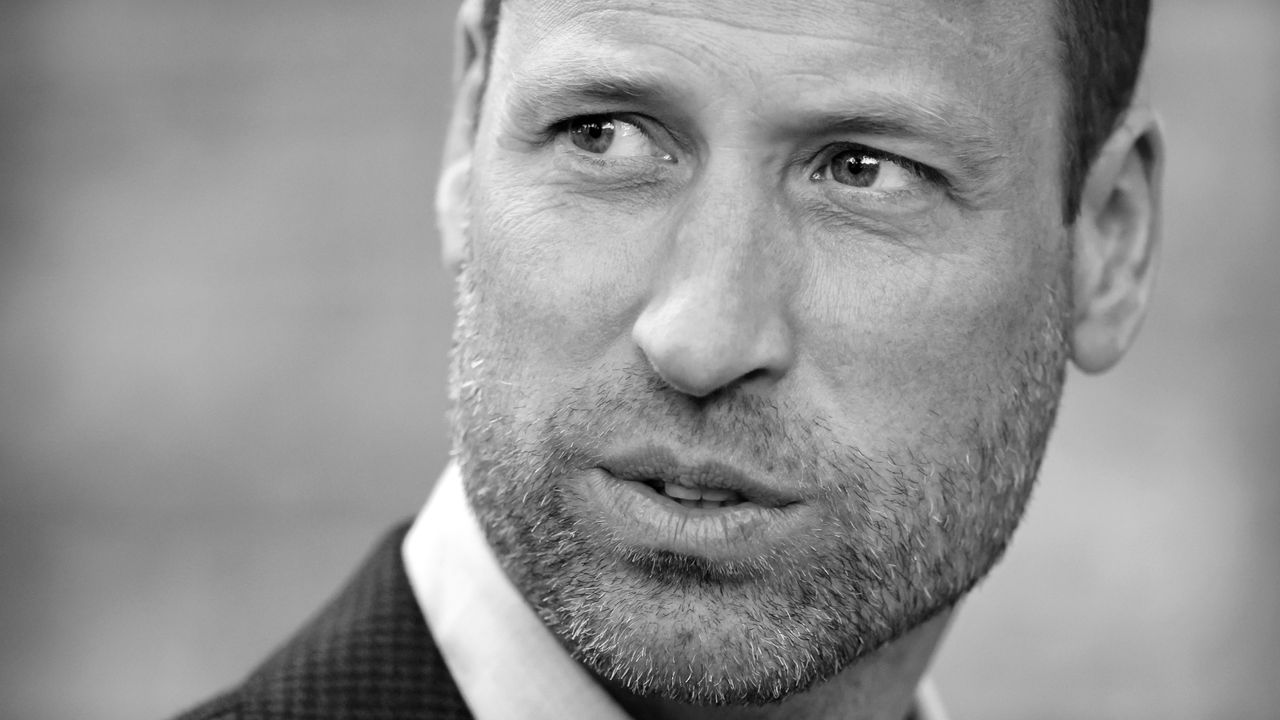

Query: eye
[
  {"left": 811, "top": 145, "right": 928, "bottom": 192},
  {"left": 564, "top": 115, "right": 673, "bottom": 161}
]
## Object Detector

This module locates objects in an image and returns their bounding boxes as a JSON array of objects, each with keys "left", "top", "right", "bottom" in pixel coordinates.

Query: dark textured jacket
[{"left": 174, "top": 523, "right": 474, "bottom": 720}]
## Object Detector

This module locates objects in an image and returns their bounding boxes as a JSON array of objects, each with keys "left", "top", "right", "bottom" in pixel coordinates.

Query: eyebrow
[
  {"left": 789, "top": 99, "right": 1009, "bottom": 199},
  {"left": 504, "top": 63, "right": 689, "bottom": 127},
  {"left": 504, "top": 62, "right": 1009, "bottom": 201}
]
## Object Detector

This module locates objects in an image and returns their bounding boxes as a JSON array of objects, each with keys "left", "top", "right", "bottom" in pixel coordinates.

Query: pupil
[
  {"left": 830, "top": 150, "right": 880, "bottom": 188},
  {"left": 570, "top": 117, "right": 615, "bottom": 154},
  {"left": 839, "top": 154, "right": 880, "bottom": 184}
]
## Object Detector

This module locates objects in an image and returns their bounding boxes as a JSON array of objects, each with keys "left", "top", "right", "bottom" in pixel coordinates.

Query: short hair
[
  {"left": 1055, "top": 0, "right": 1150, "bottom": 221},
  {"left": 476, "top": 0, "right": 1150, "bottom": 222}
]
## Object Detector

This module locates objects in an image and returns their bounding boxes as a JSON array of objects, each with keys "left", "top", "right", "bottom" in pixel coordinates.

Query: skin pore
[{"left": 438, "top": 0, "right": 1162, "bottom": 718}]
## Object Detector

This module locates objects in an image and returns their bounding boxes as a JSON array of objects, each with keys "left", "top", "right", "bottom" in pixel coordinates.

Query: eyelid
[
  {"left": 809, "top": 142, "right": 938, "bottom": 185},
  {"left": 551, "top": 112, "right": 684, "bottom": 159}
]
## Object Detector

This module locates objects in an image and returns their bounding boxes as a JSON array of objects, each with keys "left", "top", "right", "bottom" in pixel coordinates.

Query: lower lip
[{"left": 572, "top": 469, "right": 809, "bottom": 562}]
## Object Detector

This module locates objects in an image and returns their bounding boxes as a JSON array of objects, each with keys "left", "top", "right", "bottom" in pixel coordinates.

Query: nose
[
  {"left": 633, "top": 282, "right": 793, "bottom": 397},
  {"left": 632, "top": 180, "right": 795, "bottom": 398}
]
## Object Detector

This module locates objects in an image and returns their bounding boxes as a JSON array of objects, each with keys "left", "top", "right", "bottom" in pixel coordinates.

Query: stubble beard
[{"left": 448, "top": 259, "right": 1071, "bottom": 706}]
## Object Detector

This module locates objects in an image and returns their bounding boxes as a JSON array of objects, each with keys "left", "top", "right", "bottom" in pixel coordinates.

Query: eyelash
[
  {"left": 809, "top": 144, "right": 943, "bottom": 188},
  {"left": 548, "top": 113, "right": 657, "bottom": 145}
]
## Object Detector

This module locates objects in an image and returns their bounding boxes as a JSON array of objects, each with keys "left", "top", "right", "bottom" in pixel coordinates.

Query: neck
[{"left": 602, "top": 611, "right": 951, "bottom": 720}]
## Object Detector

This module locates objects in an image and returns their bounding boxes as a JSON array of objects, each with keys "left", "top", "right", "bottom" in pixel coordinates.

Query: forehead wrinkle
[
  {"left": 502, "top": 0, "right": 1051, "bottom": 106},
  {"left": 509, "top": 0, "right": 1056, "bottom": 58},
  {"left": 512, "top": 0, "right": 985, "bottom": 45}
]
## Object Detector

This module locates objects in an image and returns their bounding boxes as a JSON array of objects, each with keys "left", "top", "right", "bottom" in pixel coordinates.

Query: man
[{"left": 178, "top": 0, "right": 1162, "bottom": 717}]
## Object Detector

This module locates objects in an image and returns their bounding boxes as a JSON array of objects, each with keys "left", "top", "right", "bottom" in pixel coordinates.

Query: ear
[
  {"left": 436, "top": 0, "right": 492, "bottom": 273},
  {"left": 1068, "top": 104, "right": 1165, "bottom": 374}
]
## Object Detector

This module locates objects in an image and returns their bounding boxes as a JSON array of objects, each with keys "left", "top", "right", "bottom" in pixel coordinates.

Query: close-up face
[{"left": 452, "top": 0, "right": 1074, "bottom": 706}]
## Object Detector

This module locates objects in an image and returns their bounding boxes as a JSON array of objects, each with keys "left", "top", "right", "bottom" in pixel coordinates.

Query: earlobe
[
  {"left": 1069, "top": 105, "right": 1165, "bottom": 374},
  {"left": 436, "top": 0, "right": 492, "bottom": 273}
]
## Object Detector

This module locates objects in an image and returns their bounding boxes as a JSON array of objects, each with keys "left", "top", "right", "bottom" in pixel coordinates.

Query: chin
[{"left": 559, "top": 568, "right": 958, "bottom": 707}]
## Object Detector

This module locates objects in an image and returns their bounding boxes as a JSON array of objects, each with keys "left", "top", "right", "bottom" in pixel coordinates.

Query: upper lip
[{"left": 597, "top": 445, "right": 800, "bottom": 508}]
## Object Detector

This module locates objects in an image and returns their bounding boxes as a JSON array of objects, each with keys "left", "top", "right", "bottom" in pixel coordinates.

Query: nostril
[{"left": 737, "top": 367, "right": 772, "bottom": 385}]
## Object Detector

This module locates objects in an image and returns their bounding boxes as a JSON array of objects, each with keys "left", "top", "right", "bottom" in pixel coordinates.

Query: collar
[
  {"left": 403, "top": 463, "right": 949, "bottom": 720},
  {"left": 403, "top": 463, "right": 631, "bottom": 720}
]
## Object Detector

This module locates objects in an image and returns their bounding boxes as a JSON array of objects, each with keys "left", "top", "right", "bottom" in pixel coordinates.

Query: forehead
[
  {"left": 499, "top": 0, "right": 1058, "bottom": 84},
  {"left": 493, "top": 0, "right": 1062, "bottom": 146},
  {"left": 504, "top": 0, "right": 1051, "bottom": 47}
]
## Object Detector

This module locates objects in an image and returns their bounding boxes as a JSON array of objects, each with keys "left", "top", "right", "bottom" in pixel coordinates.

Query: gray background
[{"left": 2, "top": 1, "right": 1277, "bottom": 718}]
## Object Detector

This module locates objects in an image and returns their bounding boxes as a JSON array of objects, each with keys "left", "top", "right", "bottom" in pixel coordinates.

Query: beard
[{"left": 448, "top": 257, "right": 1070, "bottom": 706}]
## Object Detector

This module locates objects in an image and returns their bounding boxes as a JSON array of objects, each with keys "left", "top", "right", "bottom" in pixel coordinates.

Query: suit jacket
[{"left": 174, "top": 523, "right": 474, "bottom": 720}]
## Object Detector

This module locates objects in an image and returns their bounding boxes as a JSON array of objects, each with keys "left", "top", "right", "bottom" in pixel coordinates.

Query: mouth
[
  {"left": 598, "top": 446, "right": 799, "bottom": 510},
  {"left": 631, "top": 478, "right": 750, "bottom": 509},
  {"left": 577, "top": 446, "right": 808, "bottom": 562}
]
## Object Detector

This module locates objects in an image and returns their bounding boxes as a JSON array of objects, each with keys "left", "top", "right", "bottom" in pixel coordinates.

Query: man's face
[{"left": 452, "top": 0, "right": 1070, "bottom": 705}]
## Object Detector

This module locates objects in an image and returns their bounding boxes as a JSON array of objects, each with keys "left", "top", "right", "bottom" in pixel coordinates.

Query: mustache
[{"left": 531, "top": 361, "right": 887, "bottom": 494}]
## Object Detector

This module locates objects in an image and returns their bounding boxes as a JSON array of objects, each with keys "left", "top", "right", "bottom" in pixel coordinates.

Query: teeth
[
  {"left": 699, "top": 488, "right": 734, "bottom": 502},
  {"left": 662, "top": 482, "right": 702, "bottom": 501},
  {"left": 659, "top": 481, "right": 744, "bottom": 507}
]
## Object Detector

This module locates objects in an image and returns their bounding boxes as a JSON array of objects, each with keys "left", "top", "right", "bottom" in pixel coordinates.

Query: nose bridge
[
  {"left": 675, "top": 158, "right": 770, "bottom": 277},
  {"left": 666, "top": 144, "right": 789, "bottom": 292},
  {"left": 632, "top": 154, "right": 795, "bottom": 397}
]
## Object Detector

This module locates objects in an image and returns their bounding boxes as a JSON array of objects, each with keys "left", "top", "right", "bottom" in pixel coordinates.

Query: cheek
[
  {"left": 803, "top": 213, "right": 1066, "bottom": 449},
  {"left": 467, "top": 174, "right": 653, "bottom": 372}
]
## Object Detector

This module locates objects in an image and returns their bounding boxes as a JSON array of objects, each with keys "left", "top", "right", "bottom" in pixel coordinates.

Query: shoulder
[
  {"left": 171, "top": 692, "right": 244, "bottom": 720},
  {"left": 168, "top": 521, "right": 472, "bottom": 720}
]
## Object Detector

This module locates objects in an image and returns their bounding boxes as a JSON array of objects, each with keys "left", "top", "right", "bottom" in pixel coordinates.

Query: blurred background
[{"left": 1, "top": 1, "right": 1276, "bottom": 718}]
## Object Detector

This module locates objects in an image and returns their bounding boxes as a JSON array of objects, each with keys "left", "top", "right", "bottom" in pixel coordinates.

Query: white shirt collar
[
  {"left": 403, "top": 463, "right": 949, "bottom": 720},
  {"left": 403, "top": 463, "right": 631, "bottom": 720}
]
